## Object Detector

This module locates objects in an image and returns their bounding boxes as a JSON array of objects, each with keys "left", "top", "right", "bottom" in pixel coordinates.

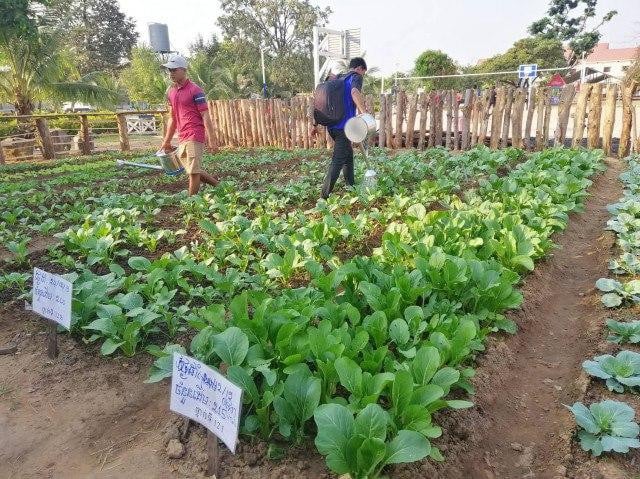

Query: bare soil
[{"left": 1, "top": 157, "right": 634, "bottom": 479}]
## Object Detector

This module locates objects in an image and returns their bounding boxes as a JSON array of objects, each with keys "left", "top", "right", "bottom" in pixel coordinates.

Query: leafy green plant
[
  {"left": 273, "top": 369, "right": 321, "bottom": 443},
  {"left": 583, "top": 351, "right": 640, "bottom": 393},
  {"left": 314, "top": 403, "right": 431, "bottom": 479},
  {"left": 566, "top": 400, "right": 640, "bottom": 456},
  {"left": 145, "top": 343, "right": 186, "bottom": 383},
  {"left": 595, "top": 278, "right": 640, "bottom": 308},
  {"left": 6, "top": 240, "right": 29, "bottom": 265},
  {"left": 606, "top": 319, "right": 640, "bottom": 344}
]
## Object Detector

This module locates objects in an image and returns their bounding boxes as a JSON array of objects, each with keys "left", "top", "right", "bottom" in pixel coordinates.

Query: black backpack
[{"left": 313, "top": 72, "right": 355, "bottom": 126}]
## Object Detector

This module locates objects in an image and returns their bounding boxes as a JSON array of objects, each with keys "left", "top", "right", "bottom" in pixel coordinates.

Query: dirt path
[{"left": 397, "top": 157, "right": 625, "bottom": 479}]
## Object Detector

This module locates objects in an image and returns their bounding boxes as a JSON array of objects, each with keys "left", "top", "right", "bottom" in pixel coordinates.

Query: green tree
[
  {"left": 0, "top": 1, "right": 118, "bottom": 114},
  {"left": 414, "top": 50, "right": 458, "bottom": 90},
  {"left": 529, "top": 0, "right": 617, "bottom": 64},
  {"left": 46, "top": 0, "right": 138, "bottom": 74},
  {"left": 470, "top": 36, "right": 567, "bottom": 86},
  {"left": 217, "top": 0, "right": 331, "bottom": 93},
  {"left": 119, "top": 46, "right": 168, "bottom": 107}
]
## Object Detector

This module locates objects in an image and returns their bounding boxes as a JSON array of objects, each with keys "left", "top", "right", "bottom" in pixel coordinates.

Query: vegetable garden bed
[{"left": 2, "top": 146, "right": 636, "bottom": 478}]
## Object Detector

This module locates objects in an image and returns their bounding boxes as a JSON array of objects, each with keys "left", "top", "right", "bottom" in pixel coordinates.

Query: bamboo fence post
[
  {"left": 236, "top": 100, "right": 244, "bottom": 146},
  {"left": 500, "top": 87, "right": 514, "bottom": 148},
  {"left": 587, "top": 83, "right": 603, "bottom": 149},
  {"left": 303, "top": 97, "right": 310, "bottom": 149},
  {"left": 35, "top": 117, "right": 56, "bottom": 159},
  {"left": 209, "top": 101, "right": 219, "bottom": 147},
  {"left": 114, "top": 113, "right": 130, "bottom": 153},
  {"left": 572, "top": 83, "right": 591, "bottom": 148},
  {"left": 261, "top": 99, "right": 270, "bottom": 147},
  {"left": 379, "top": 94, "right": 387, "bottom": 148},
  {"left": 511, "top": 88, "right": 526, "bottom": 149},
  {"left": 272, "top": 98, "right": 278, "bottom": 149},
  {"left": 279, "top": 99, "right": 288, "bottom": 148},
  {"left": 535, "top": 88, "right": 547, "bottom": 150},
  {"left": 79, "top": 114, "right": 92, "bottom": 155},
  {"left": 417, "top": 93, "right": 428, "bottom": 150},
  {"left": 406, "top": 94, "right": 418, "bottom": 149},
  {"left": 241, "top": 100, "right": 251, "bottom": 148},
  {"left": 0, "top": 144, "right": 5, "bottom": 164},
  {"left": 249, "top": 100, "right": 258, "bottom": 147},
  {"left": 242, "top": 100, "right": 255, "bottom": 148},
  {"left": 461, "top": 89, "right": 473, "bottom": 150},
  {"left": 490, "top": 86, "right": 506, "bottom": 149},
  {"left": 385, "top": 94, "right": 393, "bottom": 148},
  {"left": 219, "top": 101, "right": 228, "bottom": 147},
  {"left": 394, "top": 90, "right": 405, "bottom": 148},
  {"left": 225, "top": 100, "right": 234, "bottom": 147},
  {"left": 228, "top": 100, "right": 238, "bottom": 146},
  {"left": 554, "top": 85, "right": 576, "bottom": 147},
  {"left": 453, "top": 91, "right": 460, "bottom": 150},
  {"left": 445, "top": 90, "right": 453, "bottom": 149},
  {"left": 620, "top": 80, "right": 638, "bottom": 158},
  {"left": 602, "top": 84, "right": 618, "bottom": 156},
  {"left": 524, "top": 87, "right": 537, "bottom": 150},
  {"left": 237, "top": 100, "right": 246, "bottom": 147}
]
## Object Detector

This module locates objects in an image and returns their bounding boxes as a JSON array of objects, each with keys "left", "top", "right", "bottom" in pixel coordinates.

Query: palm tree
[{"left": 0, "top": 27, "right": 118, "bottom": 115}]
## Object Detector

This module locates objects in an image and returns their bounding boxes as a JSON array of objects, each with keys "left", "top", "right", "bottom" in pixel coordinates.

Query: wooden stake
[
  {"left": 511, "top": 88, "right": 526, "bottom": 149},
  {"left": 206, "top": 430, "right": 220, "bottom": 478},
  {"left": 620, "top": 80, "right": 638, "bottom": 158},
  {"left": 554, "top": 85, "right": 576, "bottom": 147},
  {"left": 572, "top": 83, "right": 592, "bottom": 148},
  {"left": 479, "top": 89, "right": 491, "bottom": 146},
  {"left": 79, "top": 114, "right": 92, "bottom": 155},
  {"left": 385, "top": 94, "right": 393, "bottom": 149},
  {"left": 35, "top": 117, "right": 56, "bottom": 159},
  {"left": 47, "top": 321, "right": 58, "bottom": 359},
  {"left": 417, "top": 93, "right": 428, "bottom": 150},
  {"left": 406, "top": 94, "right": 418, "bottom": 148},
  {"left": 394, "top": 90, "right": 405, "bottom": 149},
  {"left": 490, "top": 87, "right": 506, "bottom": 149},
  {"left": 501, "top": 87, "right": 514, "bottom": 148},
  {"left": 379, "top": 94, "right": 387, "bottom": 147},
  {"left": 534, "top": 88, "right": 547, "bottom": 150},
  {"left": 587, "top": 83, "right": 603, "bottom": 149},
  {"left": 461, "top": 89, "right": 474, "bottom": 150},
  {"left": 602, "top": 84, "right": 618, "bottom": 156},
  {"left": 114, "top": 114, "right": 130, "bottom": 153},
  {"left": 453, "top": 91, "right": 460, "bottom": 150},
  {"left": 445, "top": 90, "right": 453, "bottom": 149},
  {"left": 470, "top": 90, "right": 481, "bottom": 147},
  {"left": 524, "top": 87, "right": 537, "bottom": 151},
  {"left": 543, "top": 90, "right": 552, "bottom": 149}
]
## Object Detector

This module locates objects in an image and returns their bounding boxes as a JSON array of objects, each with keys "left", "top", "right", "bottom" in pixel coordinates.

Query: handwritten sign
[
  {"left": 170, "top": 353, "right": 242, "bottom": 452},
  {"left": 32, "top": 268, "right": 72, "bottom": 329}
]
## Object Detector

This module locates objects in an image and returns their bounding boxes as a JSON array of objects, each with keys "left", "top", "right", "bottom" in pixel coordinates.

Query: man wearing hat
[{"left": 160, "top": 54, "right": 220, "bottom": 195}]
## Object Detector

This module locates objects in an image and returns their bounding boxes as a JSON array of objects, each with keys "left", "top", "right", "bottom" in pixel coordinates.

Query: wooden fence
[
  {"left": 206, "top": 83, "right": 640, "bottom": 159},
  {"left": 1, "top": 82, "right": 639, "bottom": 165}
]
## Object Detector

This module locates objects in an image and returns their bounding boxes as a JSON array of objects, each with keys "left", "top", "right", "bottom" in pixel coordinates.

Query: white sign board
[
  {"left": 32, "top": 268, "right": 72, "bottom": 329},
  {"left": 518, "top": 64, "right": 538, "bottom": 79},
  {"left": 170, "top": 353, "right": 242, "bottom": 452}
]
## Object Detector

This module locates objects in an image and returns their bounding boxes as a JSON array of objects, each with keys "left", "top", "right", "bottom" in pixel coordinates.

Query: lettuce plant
[
  {"left": 583, "top": 351, "right": 640, "bottom": 393},
  {"left": 566, "top": 400, "right": 640, "bottom": 456}
]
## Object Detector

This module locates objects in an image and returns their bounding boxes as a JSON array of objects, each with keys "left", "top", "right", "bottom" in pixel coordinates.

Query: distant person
[
  {"left": 160, "top": 54, "right": 220, "bottom": 196},
  {"left": 314, "top": 57, "right": 368, "bottom": 199}
]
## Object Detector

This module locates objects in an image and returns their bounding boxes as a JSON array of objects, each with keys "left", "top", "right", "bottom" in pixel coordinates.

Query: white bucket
[{"left": 345, "top": 113, "right": 377, "bottom": 143}]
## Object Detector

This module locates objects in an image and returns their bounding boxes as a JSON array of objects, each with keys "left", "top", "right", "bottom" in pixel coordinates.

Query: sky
[{"left": 119, "top": 0, "right": 640, "bottom": 75}]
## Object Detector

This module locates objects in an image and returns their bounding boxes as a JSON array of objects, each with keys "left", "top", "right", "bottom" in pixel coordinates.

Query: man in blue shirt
[{"left": 321, "top": 57, "right": 368, "bottom": 199}]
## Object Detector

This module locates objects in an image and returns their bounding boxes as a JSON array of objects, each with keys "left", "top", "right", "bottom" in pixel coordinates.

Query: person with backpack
[{"left": 313, "top": 57, "right": 368, "bottom": 199}]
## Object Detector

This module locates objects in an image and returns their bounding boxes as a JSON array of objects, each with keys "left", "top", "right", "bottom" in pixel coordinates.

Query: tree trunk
[{"left": 602, "top": 84, "right": 618, "bottom": 156}]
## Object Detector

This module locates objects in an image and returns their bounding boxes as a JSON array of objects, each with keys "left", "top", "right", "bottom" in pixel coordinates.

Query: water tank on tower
[{"left": 148, "top": 23, "right": 170, "bottom": 53}]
